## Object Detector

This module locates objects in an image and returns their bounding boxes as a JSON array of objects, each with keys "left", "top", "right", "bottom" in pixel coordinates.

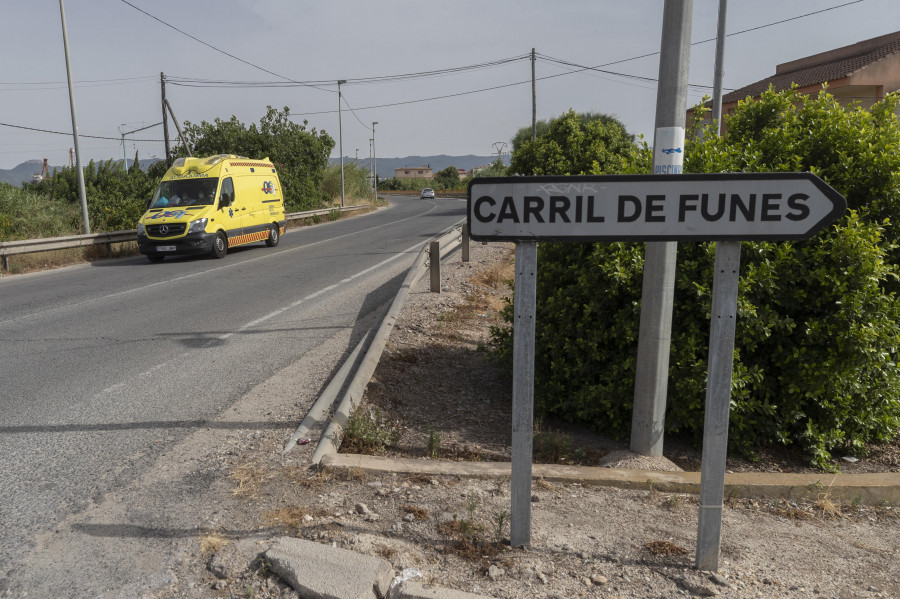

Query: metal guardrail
[
  {"left": 384, "top": 190, "right": 467, "bottom": 198},
  {"left": 0, "top": 204, "right": 369, "bottom": 271}
]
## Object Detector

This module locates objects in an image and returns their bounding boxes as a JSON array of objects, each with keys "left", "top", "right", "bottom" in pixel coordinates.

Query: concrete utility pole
[
  {"left": 630, "top": 0, "right": 693, "bottom": 457},
  {"left": 531, "top": 47, "right": 537, "bottom": 142},
  {"left": 59, "top": 0, "right": 90, "bottom": 234},
  {"left": 338, "top": 80, "right": 347, "bottom": 208},
  {"left": 711, "top": 0, "right": 728, "bottom": 134}
]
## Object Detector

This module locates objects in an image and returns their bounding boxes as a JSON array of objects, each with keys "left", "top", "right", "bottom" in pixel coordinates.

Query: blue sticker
[{"left": 149, "top": 210, "right": 188, "bottom": 219}]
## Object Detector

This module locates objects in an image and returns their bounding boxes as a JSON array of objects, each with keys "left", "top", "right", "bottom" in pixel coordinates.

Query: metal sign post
[
  {"left": 510, "top": 241, "right": 537, "bottom": 547},
  {"left": 695, "top": 240, "right": 740, "bottom": 571},
  {"left": 467, "top": 174, "right": 845, "bottom": 553}
]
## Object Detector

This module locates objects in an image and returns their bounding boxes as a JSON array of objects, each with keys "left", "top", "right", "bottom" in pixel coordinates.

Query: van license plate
[{"left": 156, "top": 245, "right": 176, "bottom": 252}]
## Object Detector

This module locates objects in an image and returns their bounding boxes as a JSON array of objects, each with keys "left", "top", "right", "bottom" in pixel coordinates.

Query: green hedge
[{"left": 490, "top": 91, "right": 900, "bottom": 469}]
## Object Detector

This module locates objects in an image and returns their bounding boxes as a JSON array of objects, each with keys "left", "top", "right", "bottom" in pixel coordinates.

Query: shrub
[{"left": 491, "top": 93, "right": 900, "bottom": 468}]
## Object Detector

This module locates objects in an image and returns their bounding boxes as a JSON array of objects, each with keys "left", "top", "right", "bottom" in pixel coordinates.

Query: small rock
[
  {"left": 583, "top": 576, "right": 593, "bottom": 586},
  {"left": 591, "top": 575, "right": 609, "bottom": 585},
  {"left": 403, "top": 513, "right": 415, "bottom": 522},
  {"left": 488, "top": 565, "right": 504, "bottom": 581},
  {"left": 213, "top": 580, "right": 227, "bottom": 590},
  {"left": 531, "top": 494, "right": 540, "bottom": 502},
  {"left": 391, "top": 522, "right": 404, "bottom": 533},
  {"left": 355, "top": 503, "right": 370, "bottom": 515},
  {"left": 843, "top": 456, "right": 859, "bottom": 463},
  {"left": 869, "top": 586, "right": 880, "bottom": 592},
  {"left": 710, "top": 573, "right": 732, "bottom": 588},
  {"left": 302, "top": 514, "right": 313, "bottom": 523}
]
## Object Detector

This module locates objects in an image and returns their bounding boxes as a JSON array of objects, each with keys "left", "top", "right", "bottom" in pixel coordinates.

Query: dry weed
[
  {"left": 322, "top": 465, "right": 367, "bottom": 483},
  {"left": 198, "top": 532, "right": 229, "bottom": 554},
  {"left": 536, "top": 478, "right": 555, "bottom": 491},
  {"left": 229, "top": 462, "right": 270, "bottom": 498},
  {"left": 403, "top": 473, "right": 434, "bottom": 485},
  {"left": 645, "top": 540, "right": 688, "bottom": 556},
  {"left": 373, "top": 543, "right": 397, "bottom": 560},
  {"left": 399, "top": 504, "right": 430, "bottom": 520},
  {"left": 262, "top": 505, "right": 310, "bottom": 529}
]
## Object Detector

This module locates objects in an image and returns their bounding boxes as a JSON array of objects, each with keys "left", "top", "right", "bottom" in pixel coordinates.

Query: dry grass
[
  {"left": 198, "top": 532, "right": 229, "bottom": 554},
  {"left": 322, "top": 465, "right": 368, "bottom": 483},
  {"left": 536, "top": 478, "right": 555, "bottom": 491},
  {"left": 403, "top": 472, "right": 434, "bottom": 485},
  {"left": 229, "top": 462, "right": 271, "bottom": 498},
  {"left": 399, "top": 504, "right": 430, "bottom": 520},
  {"left": 475, "top": 253, "right": 515, "bottom": 289},
  {"left": 373, "top": 543, "right": 397, "bottom": 560},
  {"left": 3, "top": 242, "right": 141, "bottom": 275},
  {"left": 645, "top": 540, "right": 688, "bottom": 556},
  {"left": 262, "top": 505, "right": 311, "bottom": 529}
]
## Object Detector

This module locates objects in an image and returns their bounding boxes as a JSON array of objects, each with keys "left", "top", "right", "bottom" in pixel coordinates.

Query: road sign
[{"left": 468, "top": 173, "right": 846, "bottom": 242}]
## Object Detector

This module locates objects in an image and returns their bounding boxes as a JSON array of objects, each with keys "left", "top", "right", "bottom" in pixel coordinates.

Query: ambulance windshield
[{"left": 150, "top": 178, "right": 219, "bottom": 208}]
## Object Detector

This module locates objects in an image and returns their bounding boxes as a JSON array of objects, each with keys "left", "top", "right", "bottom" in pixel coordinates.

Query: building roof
[{"left": 722, "top": 30, "right": 900, "bottom": 104}]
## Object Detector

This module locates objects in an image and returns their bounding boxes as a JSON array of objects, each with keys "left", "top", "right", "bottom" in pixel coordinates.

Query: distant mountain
[
  {"left": 3, "top": 154, "right": 504, "bottom": 187},
  {"left": 0, "top": 158, "right": 162, "bottom": 187},
  {"left": 329, "top": 154, "right": 509, "bottom": 179}
]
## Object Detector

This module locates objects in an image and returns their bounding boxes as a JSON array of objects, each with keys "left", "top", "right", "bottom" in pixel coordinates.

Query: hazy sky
[{"left": 2, "top": 0, "right": 898, "bottom": 170}]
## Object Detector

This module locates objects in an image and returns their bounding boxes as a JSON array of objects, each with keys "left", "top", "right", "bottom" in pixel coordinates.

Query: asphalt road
[{"left": 0, "top": 196, "right": 465, "bottom": 585}]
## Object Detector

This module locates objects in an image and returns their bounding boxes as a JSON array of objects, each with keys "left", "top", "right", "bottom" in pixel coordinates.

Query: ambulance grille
[{"left": 147, "top": 223, "right": 187, "bottom": 237}]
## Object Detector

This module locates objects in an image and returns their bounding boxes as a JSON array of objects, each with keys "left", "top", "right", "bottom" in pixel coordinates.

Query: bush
[
  {"left": 0, "top": 182, "right": 81, "bottom": 240},
  {"left": 491, "top": 94, "right": 900, "bottom": 468},
  {"left": 321, "top": 162, "right": 371, "bottom": 202}
]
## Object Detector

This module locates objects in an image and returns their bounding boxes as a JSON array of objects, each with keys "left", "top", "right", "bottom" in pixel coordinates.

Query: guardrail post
[
  {"left": 462, "top": 225, "right": 470, "bottom": 262},
  {"left": 430, "top": 240, "right": 441, "bottom": 293},
  {"left": 1, "top": 255, "right": 8, "bottom": 272}
]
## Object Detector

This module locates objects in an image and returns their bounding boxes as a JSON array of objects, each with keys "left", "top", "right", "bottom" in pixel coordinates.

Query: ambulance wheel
[
  {"left": 211, "top": 232, "right": 228, "bottom": 259},
  {"left": 147, "top": 254, "right": 165, "bottom": 263},
  {"left": 265, "top": 223, "right": 280, "bottom": 247}
]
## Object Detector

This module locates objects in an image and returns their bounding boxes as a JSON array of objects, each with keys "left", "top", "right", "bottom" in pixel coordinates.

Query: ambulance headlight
[
  {"left": 137, "top": 222, "right": 145, "bottom": 235},
  {"left": 188, "top": 218, "right": 208, "bottom": 234}
]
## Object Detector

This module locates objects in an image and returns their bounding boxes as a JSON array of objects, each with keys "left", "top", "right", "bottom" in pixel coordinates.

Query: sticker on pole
[{"left": 653, "top": 126, "right": 685, "bottom": 174}]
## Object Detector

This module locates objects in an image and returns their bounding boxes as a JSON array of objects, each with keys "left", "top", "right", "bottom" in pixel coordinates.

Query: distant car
[{"left": 420, "top": 188, "right": 435, "bottom": 200}]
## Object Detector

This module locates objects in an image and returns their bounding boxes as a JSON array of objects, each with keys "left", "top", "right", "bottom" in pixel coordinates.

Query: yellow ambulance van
[{"left": 137, "top": 154, "right": 286, "bottom": 262}]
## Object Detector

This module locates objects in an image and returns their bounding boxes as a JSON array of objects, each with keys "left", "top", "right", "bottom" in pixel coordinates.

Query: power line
[
  {"left": 0, "top": 121, "right": 163, "bottom": 142},
  {"left": 119, "top": 0, "right": 332, "bottom": 94},
  {"left": 165, "top": 54, "right": 530, "bottom": 89}
]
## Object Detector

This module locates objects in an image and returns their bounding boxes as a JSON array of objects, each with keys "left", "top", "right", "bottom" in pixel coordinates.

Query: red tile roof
[{"left": 722, "top": 32, "right": 900, "bottom": 104}]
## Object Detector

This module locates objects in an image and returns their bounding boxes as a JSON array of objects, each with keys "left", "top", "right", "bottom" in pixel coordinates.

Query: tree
[
  {"left": 179, "top": 106, "right": 335, "bottom": 211},
  {"left": 508, "top": 109, "right": 647, "bottom": 176},
  {"left": 432, "top": 166, "right": 460, "bottom": 189}
]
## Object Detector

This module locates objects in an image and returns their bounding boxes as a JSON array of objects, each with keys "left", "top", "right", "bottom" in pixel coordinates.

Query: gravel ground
[{"left": 5, "top": 236, "right": 897, "bottom": 599}]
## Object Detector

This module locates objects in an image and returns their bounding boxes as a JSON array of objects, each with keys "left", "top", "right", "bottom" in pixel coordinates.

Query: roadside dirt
[
  {"left": 6, "top": 234, "right": 897, "bottom": 599},
  {"left": 174, "top": 239, "right": 898, "bottom": 599}
]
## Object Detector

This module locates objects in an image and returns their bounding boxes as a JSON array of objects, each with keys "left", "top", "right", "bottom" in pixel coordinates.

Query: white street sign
[{"left": 468, "top": 173, "right": 846, "bottom": 242}]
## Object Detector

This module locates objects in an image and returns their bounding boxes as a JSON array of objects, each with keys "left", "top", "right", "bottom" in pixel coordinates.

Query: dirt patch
[{"left": 357, "top": 240, "right": 900, "bottom": 476}]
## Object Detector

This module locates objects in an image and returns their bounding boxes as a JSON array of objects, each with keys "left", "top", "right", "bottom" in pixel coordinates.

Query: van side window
[{"left": 219, "top": 177, "right": 235, "bottom": 207}]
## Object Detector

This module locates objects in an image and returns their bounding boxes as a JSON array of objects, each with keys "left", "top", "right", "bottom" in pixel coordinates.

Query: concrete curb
[
  {"left": 321, "top": 453, "right": 900, "bottom": 505},
  {"left": 311, "top": 221, "right": 465, "bottom": 464},
  {"left": 283, "top": 329, "right": 371, "bottom": 453}
]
